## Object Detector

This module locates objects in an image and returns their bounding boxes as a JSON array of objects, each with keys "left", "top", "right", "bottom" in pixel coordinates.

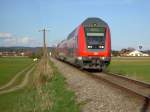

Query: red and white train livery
[{"left": 56, "top": 17, "right": 111, "bottom": 71}]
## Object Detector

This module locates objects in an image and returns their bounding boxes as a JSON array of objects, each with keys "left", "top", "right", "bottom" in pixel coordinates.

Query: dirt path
[
  {"left": 0, "top": 65, "right": 35, "bottom": 95},
  {"left": 0, "top": 63, "right": 34, "bottom": 90}
]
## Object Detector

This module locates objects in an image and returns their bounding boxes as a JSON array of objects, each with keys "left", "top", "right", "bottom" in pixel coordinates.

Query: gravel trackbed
[{"left": 51, "top": 58, "right": 150, "bottom": 112}]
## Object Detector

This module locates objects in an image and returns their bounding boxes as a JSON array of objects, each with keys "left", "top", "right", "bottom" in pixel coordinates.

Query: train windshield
[{"left": 85, "top": 27, "right": 106, "bottom": 49}]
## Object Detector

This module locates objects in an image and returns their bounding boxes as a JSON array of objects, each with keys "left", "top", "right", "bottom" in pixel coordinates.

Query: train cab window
[{"left": 85, "top": 27, "right": 106, "bottom": 49}]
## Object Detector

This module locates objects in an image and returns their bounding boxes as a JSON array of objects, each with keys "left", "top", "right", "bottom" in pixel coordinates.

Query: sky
[{"left": 0, "top": 0, "right": 150, "bottom": 50}]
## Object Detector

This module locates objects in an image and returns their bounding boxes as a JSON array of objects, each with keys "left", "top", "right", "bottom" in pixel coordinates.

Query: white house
[
  {"left": 20, "top": 52, "right": 25, "bottom": 56},
  {"left": 127, "top": 50, "right": 149, "bottom": 57}
]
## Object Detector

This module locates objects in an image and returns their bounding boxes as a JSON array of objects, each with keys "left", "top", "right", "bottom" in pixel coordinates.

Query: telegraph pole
[
  {"left": 39, "top": 28, "right": 49, "bottom": 75},
  {"left": 39, "top": 28, "right": 49, "bottom": 57}
]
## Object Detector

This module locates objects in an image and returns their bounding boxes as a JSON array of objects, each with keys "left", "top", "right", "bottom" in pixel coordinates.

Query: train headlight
[
  {"left": 77, "top": 56, "right": 82, "bottom": 60},
  {"left": 100, "top": 57, "right": 105, "bottom": 60},
  {"left": 88, "top": 46, "right": 92, "bottom": 48},
  {"left": 99, "top": 46, "right": 104, "bottom": 48}
]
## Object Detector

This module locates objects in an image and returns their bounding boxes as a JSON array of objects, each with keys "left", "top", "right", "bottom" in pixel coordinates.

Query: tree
[
  {"left": 29, "top": 48, "right": 43, "bottom": 59},
  {"left": 111, "top": 50, "right": 120, "bottom": 56},
  {"left": 127, "top": 47, "right": 135, "bottom": 52}
]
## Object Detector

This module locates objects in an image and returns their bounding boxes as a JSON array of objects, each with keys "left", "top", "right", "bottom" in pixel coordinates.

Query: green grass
[
  {"left": 0, "top": 66, "right": 35, "bottom": 112},
  {"left": 0, "top": 88, "right": 26, "bottom": 112},
  {"left": 49, "top": 61, "right": 80, "bottom": 112},
  {"left": 0, "top": 60, "right": 80, "bottom": 112},
  {"left": 0, "top": 57, "right": 33, "bottom": 86},
  {"left": 107, "top": 57, "right": 150, "bottom": 83}
]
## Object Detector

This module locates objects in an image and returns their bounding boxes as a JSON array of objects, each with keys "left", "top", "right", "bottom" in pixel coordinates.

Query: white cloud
[
  {"left": 18, "top": 37, "right": 32, "bottom": 45},
  {"left": 0, "top": 32, "right": 41, "bottom": 47},
  {"left": 17, "top": 37, "right": 41, "bottom": 46},
  {"left": 3, "top": 37, "right": 17, "bottom": 46},
  {"left": 0, "top": 32, "right": 13, "bottom": 39}
]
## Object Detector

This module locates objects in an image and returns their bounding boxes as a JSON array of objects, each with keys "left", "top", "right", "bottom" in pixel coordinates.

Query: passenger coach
[{"left": 56, "top": 17, "right": 111, "bottom": 71}]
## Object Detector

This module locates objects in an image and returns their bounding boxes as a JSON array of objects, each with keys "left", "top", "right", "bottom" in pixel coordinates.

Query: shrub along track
[
  {"left": 31, "top": 56, "right": 53, "bottom": 111},
  {"left": 0, "top": 63, "right": 35, "bottom": 95}
]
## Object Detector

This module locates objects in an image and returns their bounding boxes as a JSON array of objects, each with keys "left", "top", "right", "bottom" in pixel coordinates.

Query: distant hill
[{"left": 0, "top": 47, "right": 55, "bottom": 53}]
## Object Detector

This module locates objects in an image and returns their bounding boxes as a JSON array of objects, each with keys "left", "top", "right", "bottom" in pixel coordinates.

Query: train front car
[{"left": 76, "top": 18, "right": 111, "bottom": 70}]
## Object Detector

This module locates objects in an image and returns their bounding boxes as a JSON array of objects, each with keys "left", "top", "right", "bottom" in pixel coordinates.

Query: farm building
[{"left": 127, "top": 50, "right": 149, "bottom": 56}]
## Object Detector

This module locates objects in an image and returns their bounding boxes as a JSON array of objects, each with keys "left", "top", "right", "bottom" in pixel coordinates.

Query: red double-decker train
[{"left": 56, "top": 17, "right": 111, "bottom": 71}]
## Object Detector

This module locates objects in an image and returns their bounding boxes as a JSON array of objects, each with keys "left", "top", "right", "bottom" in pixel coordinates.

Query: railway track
[
  {"left": 86, "top": 71, "right": 150, "bottom": 111},
  {"left": 56, "top": 58, "right": 150, "bottom": 101},
  {"left": 85, "top": 71, "right": 150, "bottom": 100},
  {"left": 53, "top": 58, "right": 150, "bottom": 111}
]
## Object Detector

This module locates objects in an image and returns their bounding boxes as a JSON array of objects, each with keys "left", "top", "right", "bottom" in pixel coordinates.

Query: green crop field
[
  {"left": 0, "top": 60, "right": 80, "bottom": 112},
  {"left": 107, "top": 57, "right": 150, "bottom": 83},
  {"left": 0, "top": 57, "right": 33, "bottom": 86}
]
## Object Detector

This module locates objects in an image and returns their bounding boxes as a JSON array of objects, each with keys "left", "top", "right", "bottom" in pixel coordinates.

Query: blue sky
[{"left": 0, "top": 0, "right": 150, "bottom": 50}]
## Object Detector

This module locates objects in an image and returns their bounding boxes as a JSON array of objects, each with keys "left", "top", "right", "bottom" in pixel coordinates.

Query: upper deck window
[{"left": 85, "top": 27, "right": 106, "bottom": 49}]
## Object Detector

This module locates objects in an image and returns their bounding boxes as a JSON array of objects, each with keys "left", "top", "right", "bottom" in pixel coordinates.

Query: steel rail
[
  {"left": 55, "top": 58, "right": 150, "bottom": 100},
  {"left": 89, "top": 71, "right": 150, "bottom": 100}
]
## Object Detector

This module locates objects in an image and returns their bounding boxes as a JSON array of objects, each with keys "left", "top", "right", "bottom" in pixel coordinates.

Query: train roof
[{"left": 81, "top": 17, "right": 108, "bottom": 27}]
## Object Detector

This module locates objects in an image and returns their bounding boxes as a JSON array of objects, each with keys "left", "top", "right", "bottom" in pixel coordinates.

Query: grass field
[
  {"left": 0, "top": 59, "right": 80, "bottom": 112},
  {"left": 0, "top": 57, "right": 33, "bottom": 86},
  {"left": 107, "top": 57, "right": 150, "bottom": 83},
  {"left": 0, "top": 69, "right": 35, "bottom": 112}
]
